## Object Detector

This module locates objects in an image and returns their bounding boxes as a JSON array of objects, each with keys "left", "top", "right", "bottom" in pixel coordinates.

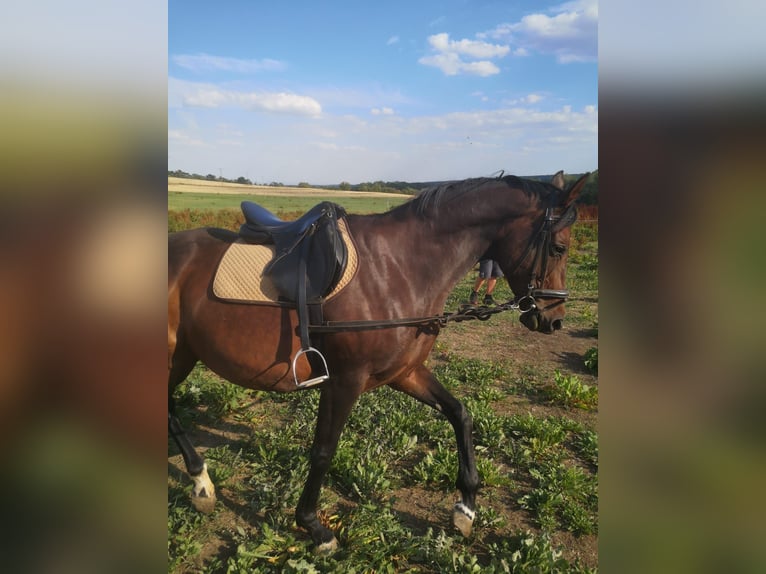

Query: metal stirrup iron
[
  {"left": 292, "top": 347, "right": 330, "bottom": 388},
  {"left": 292, "top": 228, "right": 330, "bottom": 388}
]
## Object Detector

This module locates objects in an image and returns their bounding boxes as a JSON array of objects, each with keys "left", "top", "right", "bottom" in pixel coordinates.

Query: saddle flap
[{"left": 268, "top": 204, "right": 348, "bottom": 301}]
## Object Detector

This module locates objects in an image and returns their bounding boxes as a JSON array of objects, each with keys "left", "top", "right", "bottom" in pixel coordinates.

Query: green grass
[
  {"left": 169, "top": 191, "right": 408, "bottom": 214},
  {"left": 542, "top": 371, "right": 598, "bottom": 411},
  {"left": 169, "top": 355, "right": 598, "bottom": 573}
]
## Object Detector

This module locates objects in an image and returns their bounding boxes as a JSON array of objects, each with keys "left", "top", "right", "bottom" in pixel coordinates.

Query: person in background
[{"left": 468, "top": 259, "right": 503, "bottom": 306}]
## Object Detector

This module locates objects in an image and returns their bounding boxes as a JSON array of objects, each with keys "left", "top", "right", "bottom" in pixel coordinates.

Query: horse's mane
[{"left": 392, "top": 174, "right": 558, "bottom": 219}]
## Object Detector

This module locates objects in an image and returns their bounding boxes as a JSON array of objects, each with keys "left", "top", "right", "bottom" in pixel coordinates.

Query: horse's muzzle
[{"left": 520, "top": 310, "right": 564, "bottom": 334}]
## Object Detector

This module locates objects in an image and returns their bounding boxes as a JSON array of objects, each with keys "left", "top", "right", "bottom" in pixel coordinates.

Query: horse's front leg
[
  {"left": 295, "top": 380, "right": 361, "bottom": 553},
  {"left": 391, "top": 365, "right": 480, "bottom": 537}
]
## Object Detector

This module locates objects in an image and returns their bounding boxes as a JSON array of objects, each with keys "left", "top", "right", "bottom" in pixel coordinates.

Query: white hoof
[
  {"left": 452, "top": 502, "right": 475, "bottom": 537},
  {"left": 191, "top": 493, "right": 217, "bottom": 514},
  {"left": 190, "top": 463, "right": 216, "bottom": 514},
  {"left": 315, "top": 537, "right": 339, "bottom": 555}
]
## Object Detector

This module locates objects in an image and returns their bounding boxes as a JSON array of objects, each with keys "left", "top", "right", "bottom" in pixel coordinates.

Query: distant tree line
[
  {"left": 168, "top": 169, "right": 597, "bottom": 204},
  {"left": 168, "top": 170, "right": 420, "bottom": 195}
]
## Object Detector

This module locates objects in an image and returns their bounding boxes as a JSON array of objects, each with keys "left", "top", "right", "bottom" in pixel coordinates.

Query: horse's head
[{"left": 490, "top": 171, "right": 590, "bottom": 334}]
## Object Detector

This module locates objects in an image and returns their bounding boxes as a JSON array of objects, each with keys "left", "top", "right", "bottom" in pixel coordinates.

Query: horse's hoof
[
  {"left": 191, "top": 493, "right": 216, "bottom": 514},
  {"left": 452, "top": 502, "right": 475, "bottom": 537},
  {"left": 190, "top": 464, "right": 216, "bottom": 514},
  {"left": 314, "top": 537, "right": 338, "bottom": 555}
]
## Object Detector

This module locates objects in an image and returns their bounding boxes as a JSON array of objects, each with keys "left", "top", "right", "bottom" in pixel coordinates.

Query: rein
[
  {"left": 309, "top": 300, "right": 522, "bottom": 334},
  {"left": 310, "top": 188, "right": 576, "bottom": 336}
]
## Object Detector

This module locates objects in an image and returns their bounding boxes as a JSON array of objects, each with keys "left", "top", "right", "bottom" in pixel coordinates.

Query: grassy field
[
  {"left": 169, "top": 177, "right": 411, "bottom": 213},
  {"left": 168, "top": 203, "right": 598, "bottom": 572},
  {"left": 169, "top": 191, "right": 409, "bottom": 214}
]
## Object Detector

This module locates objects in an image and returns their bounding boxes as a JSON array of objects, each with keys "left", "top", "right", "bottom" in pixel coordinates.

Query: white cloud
[
  {"left": 386, "top": 36, "right": 400, "bottom": 45},
  {"left": 427, "top": 33, "right": 510, "bottom": 59},
  {"left": 312, "top": 141, "right": 365, "bottom": 152},
  {"left": 420, "top": 53, "right": 497, "bottom": 76},
  {"left": 172, "top": 53, "right": 286, "bottom": 73},
  {"left": 236, "top": 91, "right": 322, "bottom": 116},
  {"left": 406, "top": 104, "right": 596, "bottom": 134},
  {"left": 504, "top": 93, "right": 546, "bottom": 105},
  {"left": 169, "top": 101, "right": 597, "bottom": 184},
  {"left": 183, "top": 87, "right": 228, "bottom": 108},
  {"left": 304, "top": 85, "right": 411, "bottom": 112},
  {"left": 481, "top": 0, "right": 597, "bottom": 63},
  {"left": 371, "top": 107, "right": 395, "bottom": 115},
  {"left": 419, "top": 33, "right": 508, "bottom": 76},
  {"left": 169, "top": 77, "right": 322, "bottom": 116},
  {"left": 168, "top": 129, "right": 204, "bottom": 147}
]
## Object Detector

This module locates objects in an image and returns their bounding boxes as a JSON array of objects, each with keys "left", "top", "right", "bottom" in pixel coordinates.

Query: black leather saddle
[
  {"left": 238, "top": 200, "right": 349, "bottom": 388},
  {"left": 239, "top": 201, "right": 348, "bottom": 304}
]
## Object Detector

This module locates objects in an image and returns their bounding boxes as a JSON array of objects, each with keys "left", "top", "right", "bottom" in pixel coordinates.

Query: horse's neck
[{"left": 348, "top": 210, "right": 497, "bottom": 312}]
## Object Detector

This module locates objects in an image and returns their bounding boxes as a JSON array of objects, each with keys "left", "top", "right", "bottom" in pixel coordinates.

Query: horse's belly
[{"left": 187, "top": 302, "right": 311, "bottom": 392}]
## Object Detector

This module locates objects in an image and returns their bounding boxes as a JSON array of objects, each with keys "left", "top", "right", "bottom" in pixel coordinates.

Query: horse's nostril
[{"left": 552, "top": 319, "right": 563, "bottom": 331}]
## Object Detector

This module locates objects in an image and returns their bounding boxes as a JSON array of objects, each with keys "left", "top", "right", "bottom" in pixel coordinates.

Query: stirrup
[{"left": 292, "top": 347, "right": 330, "bottom": 388}]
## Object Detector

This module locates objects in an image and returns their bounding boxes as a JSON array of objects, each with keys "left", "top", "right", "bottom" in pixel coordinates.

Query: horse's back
[
  {"left": 168, "top": 227, "right": 232, "bottom": 368},
  {"left": 169, "top": 227, "right": 236, "bottom": 282}
]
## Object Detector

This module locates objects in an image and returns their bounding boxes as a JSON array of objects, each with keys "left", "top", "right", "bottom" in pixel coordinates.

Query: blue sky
[{"left": 169, "top": 0, "right": 597, "bottom": 184}]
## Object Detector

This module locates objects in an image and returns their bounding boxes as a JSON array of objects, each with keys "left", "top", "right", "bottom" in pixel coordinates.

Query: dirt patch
[{"left": 434, "top": 310, "right": 596, "bottom": 381}]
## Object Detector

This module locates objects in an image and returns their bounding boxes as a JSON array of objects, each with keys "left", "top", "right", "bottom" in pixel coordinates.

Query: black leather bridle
[{"left": 508, "top": 197, "right": 577, "bottom": 314}]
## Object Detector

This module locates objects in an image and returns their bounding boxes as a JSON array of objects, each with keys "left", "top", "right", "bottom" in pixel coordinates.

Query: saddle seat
[
  {"left": 238, "top": 200, "right": 348, "bottom": 305},
  {"left": 240, "top": 201, "right": 331, "bottom": 243}
]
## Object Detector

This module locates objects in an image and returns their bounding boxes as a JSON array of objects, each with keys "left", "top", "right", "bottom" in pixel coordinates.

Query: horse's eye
[{"left": 551, "top": 244, "right": 567, "bottom": 257}]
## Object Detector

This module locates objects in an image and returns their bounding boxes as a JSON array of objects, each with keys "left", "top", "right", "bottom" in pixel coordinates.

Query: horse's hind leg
[
  {"left": 168, "top": 405, "right": 217, "bottom": 514},
  {"left": 168, "top": 343, "right": 217, "bottom": 513},
  {"left": 391, "top": 365, "right": 479, "bottom": 537}
]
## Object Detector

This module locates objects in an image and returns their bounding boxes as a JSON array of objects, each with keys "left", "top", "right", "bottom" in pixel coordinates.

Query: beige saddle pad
[{"left": 213, "top": 218, "right": 358, "bottom": 304}]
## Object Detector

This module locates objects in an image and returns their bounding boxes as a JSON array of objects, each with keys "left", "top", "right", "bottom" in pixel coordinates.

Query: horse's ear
[
  {"left": 551, "top": 172, "right": 591, "bottom": 232},
  {"left": 551, "top": 170, "right": 565, "bottom": 190},
  {"left": 559, "top": 172, "right": 590, "bottom": 208}
]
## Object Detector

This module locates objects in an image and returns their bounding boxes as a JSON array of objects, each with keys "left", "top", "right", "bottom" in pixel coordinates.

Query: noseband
[{"left": 509, "top": 198, "right": 576, "bottom": 314}]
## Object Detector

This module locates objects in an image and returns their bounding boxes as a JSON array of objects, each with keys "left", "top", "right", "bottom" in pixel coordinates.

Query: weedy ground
[{"left": 168, "top": 223, "right": 598, "bottom": 573}]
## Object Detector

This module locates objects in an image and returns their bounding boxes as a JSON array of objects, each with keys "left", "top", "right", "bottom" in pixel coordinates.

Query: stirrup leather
[{"left": 292, "top": 346, "right": 329, "bottom": 388}]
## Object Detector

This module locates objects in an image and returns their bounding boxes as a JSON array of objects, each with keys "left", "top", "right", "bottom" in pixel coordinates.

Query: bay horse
[{"left": 168, "top": 170, "right": 589, "bottom": 553}]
